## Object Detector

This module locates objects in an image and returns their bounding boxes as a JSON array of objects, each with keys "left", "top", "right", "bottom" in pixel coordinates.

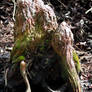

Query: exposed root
[{"left": 20, "top": 61, "right": 31, "bottom": 92}]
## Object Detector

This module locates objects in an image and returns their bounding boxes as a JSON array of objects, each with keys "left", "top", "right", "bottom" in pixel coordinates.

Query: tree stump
[{"left": 9, "top": 0, "right": 82, "bottom": 92}]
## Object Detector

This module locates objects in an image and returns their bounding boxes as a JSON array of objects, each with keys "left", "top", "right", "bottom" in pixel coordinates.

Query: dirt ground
[{"left": 0, "top": 0, "right": 92, "bottom": 92}]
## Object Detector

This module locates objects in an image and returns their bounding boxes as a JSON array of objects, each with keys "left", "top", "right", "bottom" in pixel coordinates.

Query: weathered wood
[
  {"left": 52, "top": 21, "right": 81, "bottom": 92},
  {"left": 10, "top": 0, "right": 82, "bottom": 92}
]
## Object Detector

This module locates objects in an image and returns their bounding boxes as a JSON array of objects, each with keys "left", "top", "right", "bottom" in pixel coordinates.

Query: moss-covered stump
[
  {"left": 52, "top": 21, "right": 82, "bottom": 92},
  {"left": 9, "top": 0, "right": 82, "bottom": 92}
]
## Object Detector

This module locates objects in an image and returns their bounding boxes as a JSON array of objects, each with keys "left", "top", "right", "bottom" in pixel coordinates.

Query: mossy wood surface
[{"left": 10, "top": 0, "right": 82, "bottom": 92}]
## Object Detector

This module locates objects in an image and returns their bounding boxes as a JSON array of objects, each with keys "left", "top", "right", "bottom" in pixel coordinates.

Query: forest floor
[{"left": 0, "top": 0, "right": 92, "bottom": 92}]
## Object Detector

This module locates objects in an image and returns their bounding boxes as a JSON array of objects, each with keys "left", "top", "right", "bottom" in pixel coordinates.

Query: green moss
[
  {"left": 14, "top": 40, "right": 21, "bottom": 50},
  {"left": 58, "top": 54, "right": 81, "bottom": 92},
  {"left": 11, "top": 35, "right": 30, "bottom": 62},
  {"left": 73, "top": 50, "right": 81, "bottom": 74},
  {"left": 12, "top": 56, "right": 25, "bottom": 63}
]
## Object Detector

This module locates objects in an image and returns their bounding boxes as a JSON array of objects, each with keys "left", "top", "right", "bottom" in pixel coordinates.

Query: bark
[
  {"left": 10, "top": 0, "right": 82, "bottom": 92},
  {"left": 52, "top": 21, "right": 81, "bottom": 92},
  {"left": 11, "top": 0, "right": 58, "bottom": 63}
]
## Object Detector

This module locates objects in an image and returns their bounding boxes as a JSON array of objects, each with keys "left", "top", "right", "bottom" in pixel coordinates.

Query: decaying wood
[
  {"left": 10, "top": 0, "right": 82, "bottom": 92},
  {"left": 52, "top": 21, "right": 81, "bottom": 92},
  {"left": 11, "top": 0, "right": 58, "bottom": 62}
]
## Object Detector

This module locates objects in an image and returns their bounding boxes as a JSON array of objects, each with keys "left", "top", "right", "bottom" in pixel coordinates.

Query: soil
[{"left": 0, "top": 0, "right": 92, "bottom": 92}]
